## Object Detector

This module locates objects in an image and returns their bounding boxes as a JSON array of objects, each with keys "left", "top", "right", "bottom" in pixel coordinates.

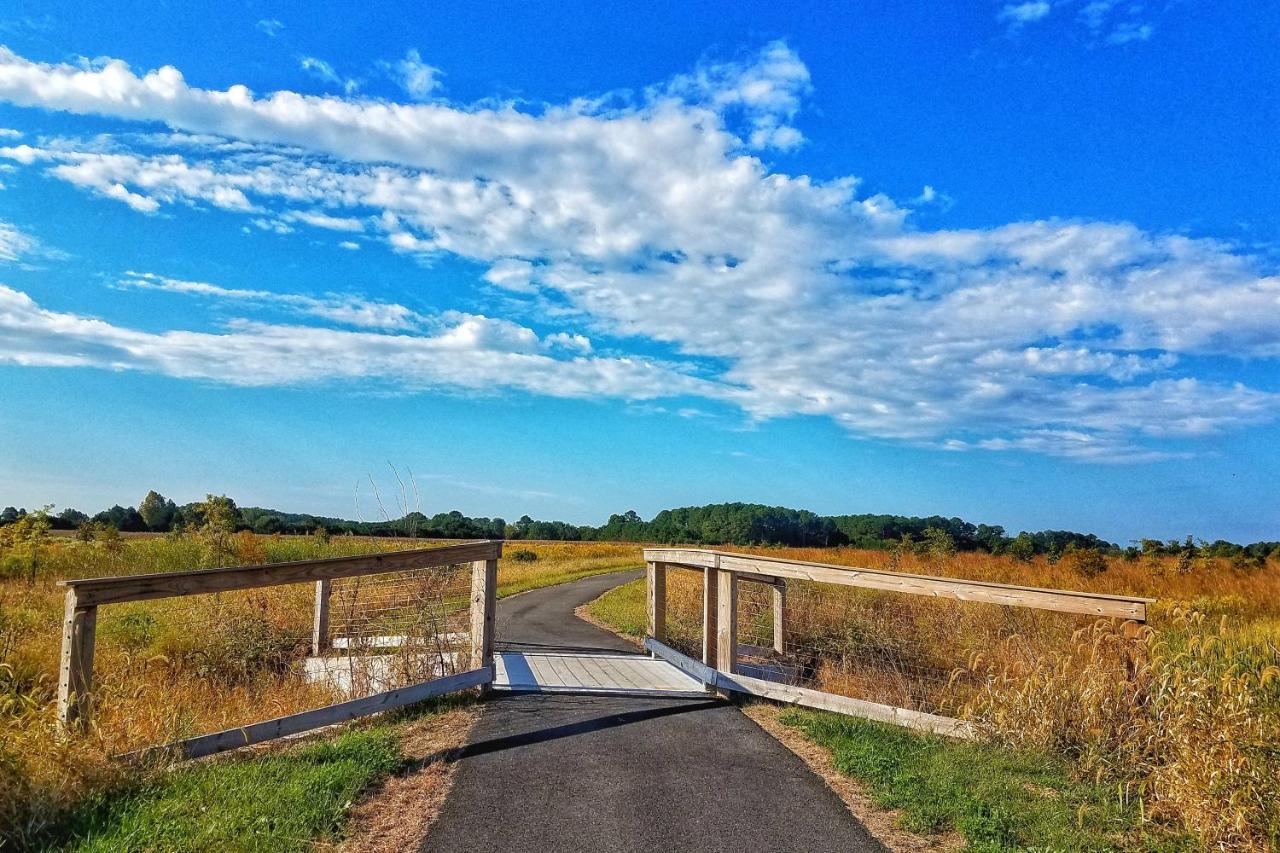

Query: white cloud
[
  {"left": 385, "top": 49, "right": 441, "bottom": 101},
  {"left": 338, "top": 240, "right": 360, "bottom": 250},
  {"left": 118, "top": 271, "right": 425, "bottom": 330},
  {"left": 999, "top": 1, "right": 1052, "bottom": 26},
  {"left": 1107, "top": 21, "right": 1153, "bottom": 44},
  {"left": 0, "top": 219, "right": 36, "bottom": 261},
  {"left": 0, "top": 283, "right": 721, "bottom": 401},
  {"left": 257, "top": 19, "right": 284, "bottom": 37},
  {"left": 299, "top": 56, "right": 359, "bottom": 94},
  {"left": 0, "top": 45, "right": 1276, "bottom": 462}
]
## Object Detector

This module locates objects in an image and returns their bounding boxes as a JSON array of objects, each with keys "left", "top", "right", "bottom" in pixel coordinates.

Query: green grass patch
[
  {"left": 584, "top": 577, "right": 647, "bottom": 637},
  {"left": 778, "top": 708, "right": 1186, "bottom": 852},
  {"left": 51, "top": 726, "right": 402, "bottom": 852}
]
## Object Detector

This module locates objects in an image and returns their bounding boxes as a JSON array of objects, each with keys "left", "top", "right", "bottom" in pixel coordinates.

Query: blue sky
[{"left": 0, "top": 1, "right": 1277, "bottom": 543}]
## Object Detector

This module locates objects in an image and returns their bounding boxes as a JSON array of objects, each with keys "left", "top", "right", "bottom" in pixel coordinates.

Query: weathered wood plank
[
  {"left": 470, "top": 558, "right": 498, "bottom": 674},
  {"left": 123, "top": 666, "right": 492, "bottom": 762},
  {"left": 63, "top": 540, "right": 503, "bottom": 607},
  {"left": 57, "top": 591, "right": 96, "bottom": 731},
  {"left": 702, "top": 564, "right": 718, "bottom": 670},
  {"left": 645, "top": 637, "right": 974, "bottom": 739},
  {"left": 722, "top": 670, "right": 976, "bottom": 738},
  {"left": 715, "top": 567, "right": 737, "bottom": 703},
  {"left": 646, "top": 561, "right": 667, "bottom": 643},
  {"left": 643, "top": 548, "right": 1151, "bottom": 622},
  {"left": 772, "top": 581, "right": 786, "bottom": 655},
  {"left": 311, "top": 579, "right": 331, "bottom": 655}
]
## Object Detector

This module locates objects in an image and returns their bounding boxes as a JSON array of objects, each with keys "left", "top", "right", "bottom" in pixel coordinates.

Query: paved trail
[{"left": 422, "top": 570, "right": 884, "bottom": 853}]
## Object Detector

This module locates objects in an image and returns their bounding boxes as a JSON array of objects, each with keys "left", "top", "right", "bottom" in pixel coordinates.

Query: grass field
[
  {"left": 0, "top": 534, "right": 642, "bottom": 848},
  {"left": 5, "top": 533, "right": 1279, "bottom": 849},
  {"left": 586, "top": 545, "right": 1280, "bottom": 850}
]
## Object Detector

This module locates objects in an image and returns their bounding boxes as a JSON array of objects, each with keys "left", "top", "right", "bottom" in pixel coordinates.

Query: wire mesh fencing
[
  {"left": 87, "top": 561, "right": 474, "bottom": 754},
  {"left": 655, "top": 559, "right": 1144, "bottom": 723}
]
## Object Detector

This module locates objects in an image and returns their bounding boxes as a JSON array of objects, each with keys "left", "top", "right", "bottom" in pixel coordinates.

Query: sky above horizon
[{"left": 0, "top": 1, "right": 1277, "bottom": 544}]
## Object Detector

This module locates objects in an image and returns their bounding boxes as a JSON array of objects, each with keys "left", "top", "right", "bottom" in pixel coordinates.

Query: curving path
[{"left": 421, "top": 569, "right": 884, "bottom": 853}]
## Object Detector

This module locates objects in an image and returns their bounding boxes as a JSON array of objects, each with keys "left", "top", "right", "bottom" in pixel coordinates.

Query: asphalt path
[{"left": 421, "top": 569, "right": 884, "bottom": 853}]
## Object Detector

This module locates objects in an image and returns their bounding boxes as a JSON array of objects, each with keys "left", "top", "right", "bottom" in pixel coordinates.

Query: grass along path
[
  {"left": 45, "top": 699, "right": 474, "bottom": 853},
  {"left": 582, "top": 575, "right": 1191, "bottom": 851}
]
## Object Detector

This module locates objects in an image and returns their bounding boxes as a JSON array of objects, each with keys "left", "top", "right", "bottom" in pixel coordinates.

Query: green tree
[
  {"left": 195, "top": 494, "right": 239, "bottom": 567},
  {"left": 139, "top": 490, "right": 178, "bottom": 531},
  {"left": 1009, "top": 533, "right": 1036, "bottom": 562},
  {"left": 253, "top": 515, "right": 283, "bottom": 534}
]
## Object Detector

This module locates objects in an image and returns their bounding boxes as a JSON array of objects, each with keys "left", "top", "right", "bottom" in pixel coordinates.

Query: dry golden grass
[
  {"left": 630, "top": 545, "right": 1280, "bottom": 849},
  {"left": 5, "top": 534, "right": 1278, "bottom": 848},
  {"left": 0, "top": 534, "right": 643, "bottom": 847}
]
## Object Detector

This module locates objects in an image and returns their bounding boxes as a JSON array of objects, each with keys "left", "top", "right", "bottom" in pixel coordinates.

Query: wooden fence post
[
  {"left": 702, "top": 564, "right": 718, "bottom": 670},
  {"left": 772, "top": 580, "right": 786, "bottom": 655},
  {"left": 646, "top": 561, "right": 666, "bottom": 644},
  {"left": 312, "top": 579, "right": 331, "bottom": 655},
  {"left": 716, "top": 567, "right": 737, "bottom": 700},
  {"left": 470, "top": 557, "right": 498, "bottom": 682},
  {"left": 58, "top": 589, "right": 97, "bottom": 733}
]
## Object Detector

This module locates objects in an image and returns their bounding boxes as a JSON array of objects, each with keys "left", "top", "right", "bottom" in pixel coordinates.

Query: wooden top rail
[
  {"left": 644, "top": 547, "right": 1153, "bottom": 622},
  {"left": 59, "top": 540, "right": 503, "bottom": 608}
]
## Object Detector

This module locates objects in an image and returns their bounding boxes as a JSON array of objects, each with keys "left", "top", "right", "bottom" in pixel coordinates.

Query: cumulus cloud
[{"left": 0, "top": 44, "right": 1275, "bottom": 461}]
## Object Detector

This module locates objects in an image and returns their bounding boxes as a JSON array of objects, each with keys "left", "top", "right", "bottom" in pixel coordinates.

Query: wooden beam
[
  {"left": 124, "top": 666, "right": 492, "bottom": 762},
  {"left": 645, "top": 637, "right": 974, "bottom": 739},
  {"left": 701, "top": 564, "right": 718, "bottom": 671},
  {"left": 715, "top": 567, "right": 737, "bottom": 700},
  {"left": 60, "top": 540, "right": 503, "bottom": 607},
  {"left": 57, "top": 590, "right": 97, "bottom": 732},
  {"left": 470, "top": 558, "right": 498, "bottom": 676},
  {"left": 646, "top": 561, "right": 666, "bottom": 643},
  {"left": 643, "top": 548, "right": 1152, "bottom": 622},
  {"left": 772, "top": 581, "right": 786, "bottom": 655},
  {"left": 312, "top": 579, "right": 331, "bottom": 655}
]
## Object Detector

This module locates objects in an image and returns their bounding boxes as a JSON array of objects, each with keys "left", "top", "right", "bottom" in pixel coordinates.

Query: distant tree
[
  {"left": 918, "top": 527, "right": 957, "bottom": 560},
  {"left": 92, "top": 505, "right": 146, "bottom": 532},
  {"left": 139, "top": 490, "right": 178, "bottom": 531},
  {"left": 1009, "top": 533, "right": 1036, "bottom": 562},
  {"left": 1062, "top": 543, "right": 1108, "bottom": 578},
  {"left": 253, "top": 514, "right": 283, "bottom": 534},
  {"left": 0, "top": 507, "right": 20, "bottom": 526},
  {"left": 194, "top": 494, "right": 239, "bottom": 566},
  {"left": 55, "top": 507, "right": 90, "bottom": 529}
]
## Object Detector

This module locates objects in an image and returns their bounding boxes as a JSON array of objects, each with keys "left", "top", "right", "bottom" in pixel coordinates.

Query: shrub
[
  {"left": 510, "top": 548, "right": 538, "bottom": 563},
  {"left": 1062, "top": 543, "right": 1108, "bottom": 578}
]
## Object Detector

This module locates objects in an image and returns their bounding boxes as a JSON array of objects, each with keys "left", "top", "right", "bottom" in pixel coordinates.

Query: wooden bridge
[{"left": 56, "top": 540, "right": 1153, "bottom": 760}]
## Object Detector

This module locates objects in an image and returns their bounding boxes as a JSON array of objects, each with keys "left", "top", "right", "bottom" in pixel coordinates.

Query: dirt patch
[
  {"left": 742, "top": 702, "right": 962, "bottom": 853},
  {"left": 573, "top": 602, "right": 643, "bottom": 648},
  {"left": 336, "top": 705, "right": 480, "bottom": 853}
]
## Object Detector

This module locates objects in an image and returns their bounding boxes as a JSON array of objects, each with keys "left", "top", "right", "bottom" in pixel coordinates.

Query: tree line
[{"left": 2, "top": 495, "right": 1277, "bottom": 559}]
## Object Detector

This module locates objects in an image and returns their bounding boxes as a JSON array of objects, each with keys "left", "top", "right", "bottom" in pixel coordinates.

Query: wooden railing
[
  {"left": 57, "top": 540, "right": 502, "bottom": 758},
  {"left": 642, "top": 548, "right": 1154, "bottom": 737}
]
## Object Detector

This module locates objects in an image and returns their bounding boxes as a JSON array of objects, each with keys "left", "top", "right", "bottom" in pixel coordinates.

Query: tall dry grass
[
  {"left": 0, "top": 534, "right": 645, "bottom": 846},
  {"left": 660, "top": 544, "right": 1280, "bottom": 849}
]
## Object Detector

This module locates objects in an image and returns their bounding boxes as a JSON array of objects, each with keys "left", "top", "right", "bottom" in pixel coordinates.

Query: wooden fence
[
  {"left": 57, "top": 540, "right": 502, "bottom": 759},
  {"left": 642, "top": 548, "right": 1154, "bottom": 737}
]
